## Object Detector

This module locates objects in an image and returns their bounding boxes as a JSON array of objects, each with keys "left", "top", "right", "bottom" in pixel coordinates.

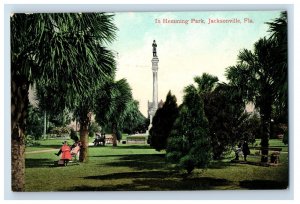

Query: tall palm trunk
[
  {"left": 79, "top": 111, "right": 91, "bottom": 162},
  {"left": 260, "top": 89, "right": 272, "bottom": 162},
  {"left": 79, "top": 123, "right": 89, "bottom": 162},
  {"left": 112, "top": 123, "right": 118, "bottom": 147},
  {"left": 11, "top": 70, "right": 29, "bottom": 191}
]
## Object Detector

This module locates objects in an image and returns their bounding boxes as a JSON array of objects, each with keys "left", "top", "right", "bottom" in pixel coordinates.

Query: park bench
[
  {"left": 251, "top": 147, "right": 282, "bottom": 164},
  {"left": 70, "top": 145, "right": 80, "bottom": 163},
  {"left": 57, "top": 155, "right": 80, "bottom": 166},
  {"left": 56, "top": 145, "right": 80, "bottom": 166},
  {"left": 93, "top": 134, "right": 106, "bottom": 146}
]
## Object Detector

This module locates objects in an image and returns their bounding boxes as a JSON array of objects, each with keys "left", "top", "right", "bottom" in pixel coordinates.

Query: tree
[
  {"left": 166, "top": 85, "right": 211, "bottom": 174},
  {"left": 226, "top": 13, "right": 287, "bottom": 162},
  {"left": 267, "top": 21, "right": 288, "bottom": 125},
  {"left": 192, "top": 74, "right": 258, "bottom": 159},
  {"left": 190, "top": 73, "right": 244, "bottom": 160},
  {"left": 122, "top": 100, "right": 148, "bottom": 134},
  {"left": 25, "top": 104, "right": 44, "bottom": 140},
  {"left": 11, "top": 13, "right": 116, "bottom": 191},
  {"left": 267, "top": 11, "right": 288, "bottom": 124},
  {"left": 35, "top": 81, "right": 73, "bottom": 138},
  {"left": 203, "top": 83, "right": 248, "bottom": 159},
  {"left": 149, "top": 91, "right": 179, "bottom": 151},
  {"left": 89, "top": 121, "right": 101, "bottom": 137},
  {"left": 70, "top": 128, "right": 79, "bottom": 142},
  {"left": 226, "top": 38, "right": 276, "bottom": 162},
  {"left": 194, "top": 73, "right": 219, "bottom": 94},
  {"left": 95, "top": 79, "right": 133, "bottom": 146}
]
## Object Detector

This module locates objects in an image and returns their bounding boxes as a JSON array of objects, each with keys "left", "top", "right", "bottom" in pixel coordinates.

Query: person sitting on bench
[{"left": 70, "top": 142, "right": 81, "bottom": 161}]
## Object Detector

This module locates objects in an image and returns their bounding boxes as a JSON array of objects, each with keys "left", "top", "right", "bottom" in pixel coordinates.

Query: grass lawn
[
  {"left": 250, "top": 138, "right": 289, "bottom": 152},
  {"left": 25, "top": 139, "right": 289, "bottom": 191}
]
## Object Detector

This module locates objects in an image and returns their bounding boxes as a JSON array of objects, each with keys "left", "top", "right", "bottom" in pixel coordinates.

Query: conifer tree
[
  {"left": 149, "top": 91, "right": 178, "bottom": 151},
  {"left": 166, "top": 86, "right": 212, "bottom": 174}
]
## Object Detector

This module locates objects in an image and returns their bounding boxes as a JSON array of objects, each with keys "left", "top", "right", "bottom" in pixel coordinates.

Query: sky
[{"left": 110, "top": 11, "right": 282, "bottom": 116}]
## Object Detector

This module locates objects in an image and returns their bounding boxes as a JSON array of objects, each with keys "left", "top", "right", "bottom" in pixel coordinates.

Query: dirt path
[
  {"left": 25, "top": 149, "right": 59, "bottom": 154},
  {"left": 26, "top": 144, "right": 95, "bottom": 154}
]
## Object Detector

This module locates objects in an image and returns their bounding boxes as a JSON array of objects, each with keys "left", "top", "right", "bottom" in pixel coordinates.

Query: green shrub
[
  {"left": 70, "top": 129, "right": 79, "bottom": 142},
  {"left": 89, "top": 122, "right": 101, "bottom": 137},
  {"left": 25, "top": 135, "right": 41, "bottom": 147},
  {"left": 116, "top": 130, "right": 122, "bottom": 141},
  {"left": 127, "top": 135, "right": 147, "bottom": 140},
  {"left": 282, "top": 130, "right": 288, "bottom": 145},
  {"left": 50, "top": 127, "right": 70, "bottom": 137}
]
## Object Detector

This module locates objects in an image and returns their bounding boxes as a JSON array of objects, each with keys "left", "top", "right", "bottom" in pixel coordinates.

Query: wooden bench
[{"left": 251, "top": 147, "right": 282, "bottom": 164}]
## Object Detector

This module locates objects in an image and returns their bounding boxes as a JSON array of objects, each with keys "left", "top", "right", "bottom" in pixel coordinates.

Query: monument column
[
  {"left": 148, "top": 40, "right": 159, "bottom": 129},
  {"left": 152, "top": 56, "right": 159, "bottom": 110}
]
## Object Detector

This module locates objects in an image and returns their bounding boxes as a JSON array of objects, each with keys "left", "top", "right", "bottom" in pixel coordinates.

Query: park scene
[{"left": 11, "top": 11, "right": 288, "bottom": 192}]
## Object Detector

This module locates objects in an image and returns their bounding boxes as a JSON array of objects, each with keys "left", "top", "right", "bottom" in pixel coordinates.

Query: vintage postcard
[{"left": 10, "top": 10, "right": 288, "bottom": 193}]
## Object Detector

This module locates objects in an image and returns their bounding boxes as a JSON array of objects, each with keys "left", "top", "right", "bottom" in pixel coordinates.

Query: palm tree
[
  {"left": 267, "top": 11, "right": 288, "bottom": 123},
  {"left": 11, "top": 13, "right": 116, "bottom": 191},
  {"left": 194, "top": 73, "right": 219, "bottom": 94},
  {"left": 226, "top": 37, "right": 283, "bottom": 162},
  {"left": 95, "top": 79, "right": 133, "bottom": 146}
]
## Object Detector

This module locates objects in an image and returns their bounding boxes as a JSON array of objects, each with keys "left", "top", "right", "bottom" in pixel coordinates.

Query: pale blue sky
[{"left": 111, "top": 11, "right": 282, "bottom": 116}]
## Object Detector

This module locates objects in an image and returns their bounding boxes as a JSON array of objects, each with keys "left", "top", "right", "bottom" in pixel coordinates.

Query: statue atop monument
[{"left": 152, "top": 40, "right": 157, "bottom": 57}]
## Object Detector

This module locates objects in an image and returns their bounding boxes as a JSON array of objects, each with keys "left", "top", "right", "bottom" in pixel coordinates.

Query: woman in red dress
[
  {"left": 61, "top": 142, "right": 72, "bottom": 160},
  {"left": 55, "top": 141, "right": 72, "bottom": 164}
]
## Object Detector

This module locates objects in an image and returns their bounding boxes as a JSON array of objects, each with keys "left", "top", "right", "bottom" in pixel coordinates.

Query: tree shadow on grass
[
  {"left": 26, "top": 158, "right": 80, "bottom": 168},
  {"left": 84, "top": 170, "right": 174, "bottom": 180},
  {"left": 208, "top": 160, "right": 236, "bottom": 169},
  {"left": 90, "top": 153, "right": 164, "bottom": 158},
  {"left": 100, "top": 154, "right": 167, "bottom": 170},
  {"left": 113, "top": 145, "right": 153, "bottom": 150},
  {"left": 25, "top": 158, "right": 55, "bottom": 168},
  {"left": 239, "top": 180, "right": 288, "bottom": 189},
  {"left": 98, "top": 154, "right": 236, "bottom": 171},
  {"left": 67, "top": 174, "right": 232, "bottom": 191},
  {"left": 89, "top": 145, "right": 152, "bottom": 150},
  {"left": 230, "top": 160, "right": 278, "bottom": 167}
]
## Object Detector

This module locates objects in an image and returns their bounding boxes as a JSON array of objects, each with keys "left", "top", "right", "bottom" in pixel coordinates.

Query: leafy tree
[
  {"left": 190, "top": 73, "right": 245, "bottom": 159},
  {"left": 242, "top": 112, "right": 261, "bottom": 142},
  {"left": 95, "top": 79, "right": 133, "bottom": 146},
  {"left": 25, "top": 104, "right": 44, "bottom": 140},
  {"left": 70, "top": 128, "right": 79, "bottom": 142},
  {"left": 11, "top": 13, "right": 116, "bottom": 191},
  {"left": 122, "top": 100, "right": 148, "bottom": 134},
  {"left": 48, "top": 108, "right": 72, "bottom": 127},
  {"left": 203, "top": 83, "right": 247, "bottom": 159},
  {"left": 283, "top": 129, "right": 288, "bottom": 145},
  {"left": 149, "top": 91, "right": 179, "bottom": 151},
  {"left": 49, "top": 126, "right": 70, "bottom": 137},
  {"left": 88, "top": 121, "right": 101, "bottom": 137},
  {"left": 35, "top": 80, "right": 64, "bottom": 137},
  {"left": 35, "top": 81, "right": 73, "bottom": 138},
  {"left": 166, "top": 85, "right": 211, "bottom": 174}
]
